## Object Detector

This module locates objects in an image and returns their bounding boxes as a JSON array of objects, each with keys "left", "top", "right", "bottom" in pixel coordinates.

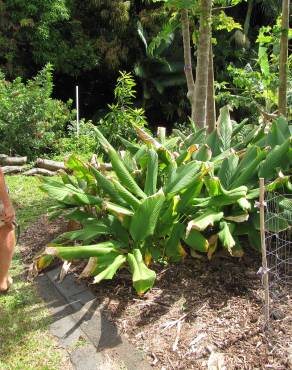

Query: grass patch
[{"left": 0, "top": 176, "right": 69, "bottom": 370}]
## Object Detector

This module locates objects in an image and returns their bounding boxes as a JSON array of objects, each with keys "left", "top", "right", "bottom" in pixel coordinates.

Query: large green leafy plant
[{"left": 37, "top": 106, "right": 291, "bottom": 294}]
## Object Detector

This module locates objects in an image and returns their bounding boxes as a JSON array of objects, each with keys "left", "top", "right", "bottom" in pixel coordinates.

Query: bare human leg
[{"left": 0, "top": 224, "right": 15, "bottom": 292}]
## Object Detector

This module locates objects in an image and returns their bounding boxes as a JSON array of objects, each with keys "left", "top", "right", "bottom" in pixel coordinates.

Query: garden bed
[{"left": 21, "top": 216, "right": 292, "bottom": 370}]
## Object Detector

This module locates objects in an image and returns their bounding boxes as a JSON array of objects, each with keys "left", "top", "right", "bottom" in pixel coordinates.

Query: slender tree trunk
[
  {"left": 181, "top": 9, "right": 196, "bottom": 123},
  {"left": 206, "top": 43, "right": 216, "bottom": 133},
  {"left": 244, "top": 0, "right": 254, "bottom": 36},
  {"left": 278, "top": 0, "right": 290, "bottom": 117},
  {"left": 194, "top": 0, "right": 212, "bottom": 128}
]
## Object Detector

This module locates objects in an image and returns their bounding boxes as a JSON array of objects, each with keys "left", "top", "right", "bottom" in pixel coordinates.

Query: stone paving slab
[{"left": 36, "top": 267, "right": 151, "bottom": 370}]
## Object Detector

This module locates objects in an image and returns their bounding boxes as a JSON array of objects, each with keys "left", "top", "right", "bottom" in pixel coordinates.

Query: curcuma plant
[{"left": 36, "top": 106, "right": 292, "bottom": 294}]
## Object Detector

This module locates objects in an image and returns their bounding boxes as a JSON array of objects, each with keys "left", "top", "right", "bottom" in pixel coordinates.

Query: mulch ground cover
[{"left": 21, "top": 216, "right": 292, "bottom": 370}]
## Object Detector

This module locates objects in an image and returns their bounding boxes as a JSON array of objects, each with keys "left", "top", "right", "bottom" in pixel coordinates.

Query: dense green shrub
[{"left": 0, "top": 64, "right": 74, "bottom": 159}]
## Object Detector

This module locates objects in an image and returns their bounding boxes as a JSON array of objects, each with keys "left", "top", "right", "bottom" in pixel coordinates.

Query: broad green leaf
[
  {"left": 72, "top": 192, "right": 103, "bottom": 206},
  {"left": 231, "top": 118, "right": 248, "bottom": 137},
  {"left": 237, "top": 197, "right": 251, "bottom": 211},
  {"left": 108, "top": 217, "right": 130, "bottom": 244},
  {"left": 144, "top": 149, "right": 158, "bottom": 195},
  {"left": 55, "top": 220, "right": 111, "bottom": 243},
  {"left": 184, "top": 229, "right": 209, "bottom": 252},
  {"left": 127, "top": 249, "right": 156, "bottom": 295},
  {"left": 165, "top": 222, "right": 186, "bottom": 260},
  {"left": 217, "top": 154, "right": 239, "bottom": 189},
  {"left": 104, "top": 202, "right": 134, "bottom": 220},
  {"left": 258, "top": 138, "right": 291, "bottom": 179},
  {"left": 206, "top": 129, "right": 223, "bottom": 156},
  {"left": 157, "top": 196, "right": 180, "bottom": 237},
  {"left": 224, "top": 210, "right": 249, "bottom": 223},
  {"left": 204, "top": 176, "right": 221, "bottom": 196},
  {"left": 218, "top": 221, "right": 235, "bottom": 254},
  {"left": 256, "top": 117, "right": 290, "bottom": 147},
  {"left": 194, "top": 144, "right": 212, "bottom": 161},
  {"left": 108, "top": 145, "right": 146, "bottom": 199},
  {"left": 130, "top": 190, "right": 165, "bottom": 241},
  {"left": 187, "top": 210, "right": 224, "bottom": 233},
  {"left": 40, "top": 180, "right": 102, "bottom": 206},
  {"left": 233, "top": 147, "right": 257, "bottom": 174},
  {"left": 80, "top": 255, "right": 119, "bottom": 277},
  {"left": 164, "top": 160, "right": 201, "bottom": 195},
  {"left": 178, "top": 179, "right": 203, "bottom": 211},
  {"left": 44, "top": 241, "right": 124, "bottom": 260},
  {"left": 217, "top": 106, "right": 232, "bottom": 151},
  {"left": 90, "top": 166, "right": 126, "bottom": 205},
  {"left": 112, "top": 179, "right": 141, "bottom": 210},
  {"left": 258, "top": 46, "right": 270, "bottom": 77},
  {"left": 37, "top": 255, "right": 54, "bottom": 271},
  {"left": 93, "top": 255, "right": 126, "bottom": 284},
  {"left": 65, "top": 209, "right": 96, "bottom": 223},
  {"left": 231, "top": 148, "right": 266, "bottom": 188},
  {"left": 95, "top": 127, "right": 146, "bottom": 198}
]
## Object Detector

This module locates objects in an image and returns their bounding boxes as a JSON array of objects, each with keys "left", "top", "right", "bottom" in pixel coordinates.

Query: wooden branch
[
  {"left": 2, "top": 166, "right": 28, "bottom": 174},
  {"left": 23, "top": 168, "right": 57, "bottom": 176},
  {"left": 36, "top": 158, "right": 66, "bottom": 172},
  {"left": 0, "top": 156, "right": 27, "bottom": 166}
]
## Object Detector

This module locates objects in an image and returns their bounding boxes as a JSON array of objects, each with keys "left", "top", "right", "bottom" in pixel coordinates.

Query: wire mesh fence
[{"left": 262, "top": 182, "right": 292, "bottom": 326}]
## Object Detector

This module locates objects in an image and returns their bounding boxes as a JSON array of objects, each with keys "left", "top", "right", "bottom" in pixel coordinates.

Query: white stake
[{"left": 76, "top": 85, "right": 79, "bottom": 137}]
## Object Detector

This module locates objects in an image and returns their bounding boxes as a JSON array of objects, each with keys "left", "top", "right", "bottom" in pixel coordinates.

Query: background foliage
[{"left": 0, "top": 64, "right": 73, "bottom": 158}]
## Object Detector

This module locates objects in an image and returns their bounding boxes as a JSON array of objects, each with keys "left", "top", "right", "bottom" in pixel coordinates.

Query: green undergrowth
[{"left": 0, "top": 176, "right": 69, "bottom": 370}]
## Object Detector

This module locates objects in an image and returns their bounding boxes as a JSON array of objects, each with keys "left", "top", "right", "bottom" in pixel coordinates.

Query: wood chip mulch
[{"left": 20, "top": 217, "right": 292, "bottom": 370}]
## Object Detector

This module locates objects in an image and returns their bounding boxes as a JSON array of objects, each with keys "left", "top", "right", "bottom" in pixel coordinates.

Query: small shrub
[
  {"left": 56, "top": 119, "right": 98, "bottom": 161},
  {"left": 98, "top": 71, "right": 148, "bottom": 150}
]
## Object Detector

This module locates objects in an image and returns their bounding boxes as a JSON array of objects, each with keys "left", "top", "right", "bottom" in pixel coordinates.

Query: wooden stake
[{"left": 259, "top": 178, "right": 270, "bottom": 326}]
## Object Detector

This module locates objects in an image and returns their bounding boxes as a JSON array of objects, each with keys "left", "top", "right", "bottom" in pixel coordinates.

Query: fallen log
[
  {"left": 36, "top": 158, "right": 66, "bottom": 172},
  {"left": 0, "top": 156, "right": 27, "bottom": 166},
  {"left": 90, "top": 154, "right": 112, "bottom": 171},
  {"left": 2, "top": 166, "right": 27, "bottom": 174},
  {"left": 23, "top": 168, "right": 57, "bottom": 176}
]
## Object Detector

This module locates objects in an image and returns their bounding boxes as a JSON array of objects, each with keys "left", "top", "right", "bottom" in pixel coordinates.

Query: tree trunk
[
  {"left": 244, "top": 0, "right": 254, "bottom": 36},
  {"left": 206, "top": 43, "right": 216, "bottom": 133},
  {"left": 194, "top": 0, "right": 213, "bottom": 128},
  {"left": 181, "top": 9, "right": 196, "bottom": 123},
  {"left": 23, "top": 168, "right": 57, "bottom": 176},
  {"left": 0, "top": 156, "right": 27, "bottom": 166},
  {"left": 2, "top": 166, "right": 27, "bottom": 174},
  {"left": 278, "top": 0, "right": 290, "bottom": 117},
  {"left": 35, "top": 158, "right": 66, "bottom": 172}
]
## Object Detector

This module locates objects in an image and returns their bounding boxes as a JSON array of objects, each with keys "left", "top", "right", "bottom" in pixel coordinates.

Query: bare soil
[{"left": 21, "top": 216, "right": 292, "bottom": 370}]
